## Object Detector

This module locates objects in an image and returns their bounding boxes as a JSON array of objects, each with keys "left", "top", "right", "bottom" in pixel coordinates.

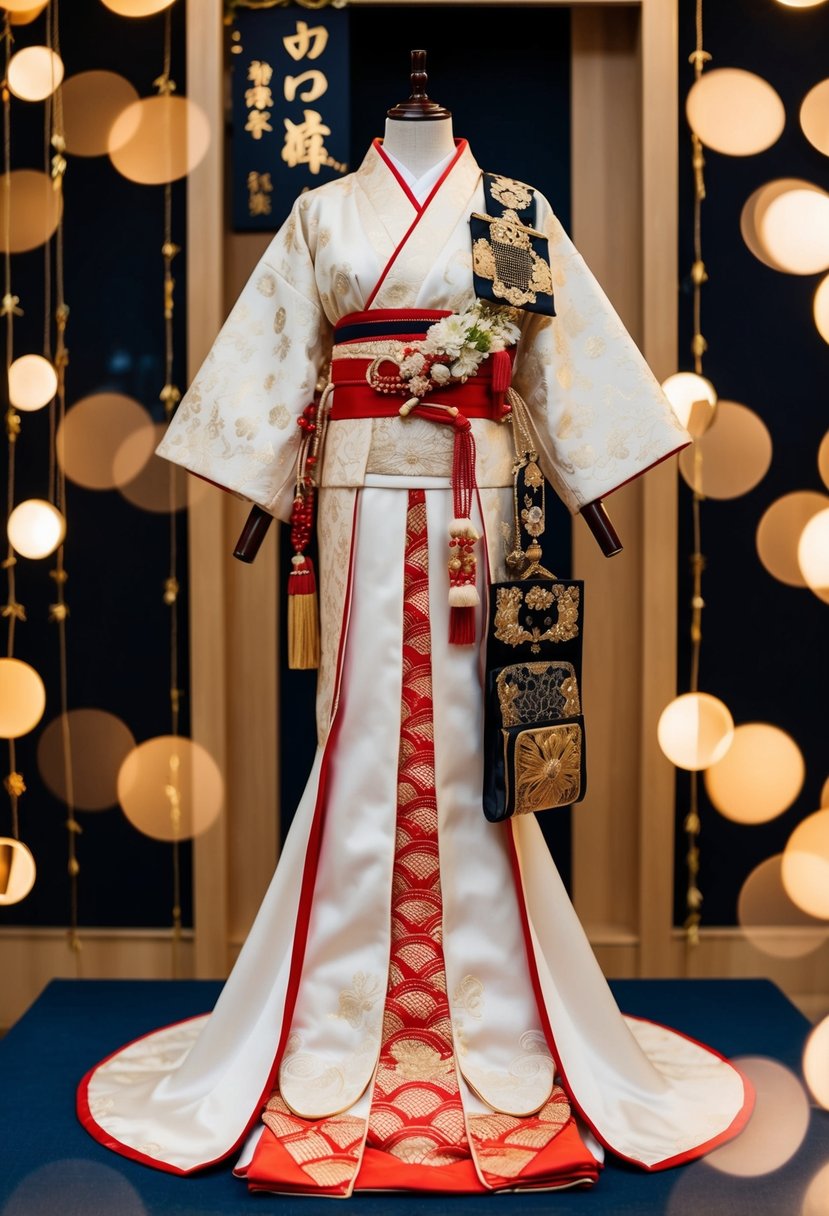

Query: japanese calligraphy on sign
[{"left": 232, "top": 7, "right": 350, "bottom": 232}]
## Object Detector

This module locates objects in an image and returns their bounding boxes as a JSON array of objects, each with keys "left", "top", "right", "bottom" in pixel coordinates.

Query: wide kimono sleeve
[
  {"left": 156, "top": 198, "right": 331, "bottom": 522},
  {"left": 511, "top": 191, "right": 690, "bottom": 514}
]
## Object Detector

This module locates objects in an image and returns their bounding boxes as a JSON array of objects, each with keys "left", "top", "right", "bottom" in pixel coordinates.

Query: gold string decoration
[
  {"left": 683, "top": 0, "right": 711, "bottom": 948},
  {"left": 2, "top": 11, "right": 25, "bottom": 851},
  {"left": 160, "top": 5, "right": 184, "bottom": 975},
  {"left": 43, "top": 0, "right": 81, "bottom": 958}
]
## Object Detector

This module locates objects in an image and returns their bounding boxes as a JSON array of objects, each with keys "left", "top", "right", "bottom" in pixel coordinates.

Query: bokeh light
[
  {"left": 801, "top": 78, "right": 829, "bottom": 157},
  {"left": 657, "top": 693, "right": 734, "bottom": 771},
  {"left": 116, "top": 423, "right": 202, "bottom": 512},
  {"left": 8, "top": 46, "right": 64, "bottom": 102},
  {"left": 660, "top": 372, "right": 717, "bottom": 436},
  {"left": 62, "top": 71, "right": 140, "bottom": 158},
  {"left": 821, "top": 775, "right": 829, "bottom": 806},
  {"left": 741, "top": 178, "right": 824, "bottom": 272},
  {"left": 102, "top": 0, "right": 176, "bottom": 14},
  {"left": 109, "top": 96, "right": 210, "bottom": 185},
  {"left": 38, "top": 709, "right": 136, "bottom": 812},
  {"left": 737, "top": 854, "right": 828, "bottom": 959},
  {"left": 760, "top": 187, "right": 829, "bottom": 275},
  {"left": 678, "top": 401, "right": 772, "bottom": 499},
  {"left": 117, "top": 735, "right": 224, "bottom": 841},
  {"left": 705, "top": 724, "right": 804, "bottom": 824},
  {"left": 704, "top": 1057, "right": 809, "bottom": 1177},
  {"left": 8, "top": 354, "right": 58, "bottom": 412},
  {"left": 8, "top": 2, "right": 49, "bottom": 24},
  {"left": 7, "top": 499, "right": 65, "bottom": 560},
  {"left": 803, "top": 1015, "right": 829, "bottom": 1110},
  {"left": 2, "top": 1159, "right": 148, "bottom": 1216},
  {"left": 782, "top": 809, "right": 829, "bottom": 919},
  {"left": 0, "top": 170, "right": 63, "bottom": 253},
  {"left": 798, "top": 507, "right": 829, "bottom": 604},
  {"left": 0, "top": 838, "right": 36, "bottom": 905},
  {"left": 0, "top": 659, "right": 46, "bottom": 738},
  {"left": 686, "top": 69, "right": 784, "bottom": 156},
  {"left": 757, "top": 491, "right": 829, "bottom": 587},
  {"left": 803, "top": 1162, "right": 829, "bottom": 1216},
  {"left": 57, "top": 393, "right": 155, "bottom": 491}
]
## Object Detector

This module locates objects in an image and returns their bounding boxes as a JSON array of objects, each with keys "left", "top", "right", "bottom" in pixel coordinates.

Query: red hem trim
[
  {"left": 504, "top": 828, "right": 755, "bottom": 1172},
  {"left": 77, "top": 497, "right": 362, "bottom": 1177},
  {"left": 365, "top": 140, "right": 468, "bottom": 310},
  {"left": 582, "top": 441, "right": 690, "bottom": 509}
]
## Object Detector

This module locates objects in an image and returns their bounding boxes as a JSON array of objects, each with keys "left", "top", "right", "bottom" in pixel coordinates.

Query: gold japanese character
[
  {"left": 248, "top": 60, "right": 273, "bottom": 87},
  {"left": 245, "top": 110, "right": 273, "bottom": 141},
  {"left": 284, "top": 70, "right": 328, "bottom": 104},
  {"left": 282, "top": 109, "right": 333, "bottom": 174},
  {"left": 283, "top": 20, "right": 328, "bottom": 62},
  {"left": 247, "top": 171, "right": 273, "bottom": 193},
  {"left": 245, "top": 84, "right": 273, "bottom": 110}
]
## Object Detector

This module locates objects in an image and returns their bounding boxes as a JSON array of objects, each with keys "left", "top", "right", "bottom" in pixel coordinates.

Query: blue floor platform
[{"left": 0, "top": 978, "right": 827, "bottom": 1214}]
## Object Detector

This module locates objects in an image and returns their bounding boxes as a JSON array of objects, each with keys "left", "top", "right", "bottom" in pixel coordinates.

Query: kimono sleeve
[
  {"left": 156, "top": 198, "right": 331, "bottom": 523},
  {"left": 511, "top": 192, "right": 689, "bottom": 514}
]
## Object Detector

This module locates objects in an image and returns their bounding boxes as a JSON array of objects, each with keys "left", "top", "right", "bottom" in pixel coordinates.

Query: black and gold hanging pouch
[
  {"left": 470, "top": 173, "right": 556, "bottom": 317},
  {"left": 482, "top": 392, "right": 586, "bottom": 822}
]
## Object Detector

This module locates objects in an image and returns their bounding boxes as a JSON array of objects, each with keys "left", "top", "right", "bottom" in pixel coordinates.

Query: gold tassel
[{"left": 287, "top": 554, "right": 319, "bottom": 670}]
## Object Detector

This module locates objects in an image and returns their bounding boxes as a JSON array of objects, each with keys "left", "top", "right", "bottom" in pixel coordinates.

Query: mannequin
[{"left": 78, "top": 53, "right": 750, "bottom": 1197}]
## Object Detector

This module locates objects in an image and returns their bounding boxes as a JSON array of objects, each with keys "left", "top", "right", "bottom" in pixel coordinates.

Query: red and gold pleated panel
[
  {"left": 366, "top": 488, "right": 469, "bottom": 1168},
  {"left": 245, "top": 1094, "right": 365, "bottom": 1196}
]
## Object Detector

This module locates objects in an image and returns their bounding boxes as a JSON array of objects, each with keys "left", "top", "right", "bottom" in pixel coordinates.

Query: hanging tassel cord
[
  {"left": 447, "top": 414, "right": 480, "bottom": 645},
  {"left": 287, "top": 391, "right": 330, "bottom": 670}
]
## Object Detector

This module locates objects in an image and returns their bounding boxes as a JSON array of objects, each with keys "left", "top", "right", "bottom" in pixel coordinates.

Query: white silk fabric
[{"left": 81, "top": 143, "right": 748, "bottom": 1178}]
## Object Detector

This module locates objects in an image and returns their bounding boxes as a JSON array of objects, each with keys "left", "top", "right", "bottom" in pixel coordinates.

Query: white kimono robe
[{"left": 77, "top": 139, "right": 751, "bottom": 1190}]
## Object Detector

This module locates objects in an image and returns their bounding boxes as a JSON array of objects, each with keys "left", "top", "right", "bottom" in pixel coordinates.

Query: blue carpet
[{"left": 0, "top": 978, "right": 827, "bottom": 1214}]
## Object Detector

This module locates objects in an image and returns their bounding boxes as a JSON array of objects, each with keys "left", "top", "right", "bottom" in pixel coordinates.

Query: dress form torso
[{"left": 382, "top": 116, "right": 456, "bottom": 179}]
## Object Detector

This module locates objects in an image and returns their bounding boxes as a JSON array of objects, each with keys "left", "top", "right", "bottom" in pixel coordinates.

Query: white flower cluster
[{"left": 396, "top": 301, "right": 522, "bottom": 400}]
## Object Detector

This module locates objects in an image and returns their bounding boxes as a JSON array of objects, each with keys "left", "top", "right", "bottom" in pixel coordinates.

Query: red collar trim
[{"left": 372, "top": 137, "right": 468, "bottom": 217}]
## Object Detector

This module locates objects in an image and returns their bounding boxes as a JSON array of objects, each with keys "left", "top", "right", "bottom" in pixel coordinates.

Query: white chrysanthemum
[
  {"left": 400, "top": 351, "right": 426, "bottom": 377},
  {"left": 408, "top": 375, "right": 431, "bottom": 396},
  {"left": 431, "top": 363, "right": 451, "bottom": 384},
  {"left": 451, "top": 350, "right": 480, "bottom": 378},
  {"left": 423, "top": 314, "right": 468, "bottom": 358}
]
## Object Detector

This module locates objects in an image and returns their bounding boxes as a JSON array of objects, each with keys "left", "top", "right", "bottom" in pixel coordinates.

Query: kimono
[{"left": 77, "top": 139, "right": 752, "bottom": 1196}]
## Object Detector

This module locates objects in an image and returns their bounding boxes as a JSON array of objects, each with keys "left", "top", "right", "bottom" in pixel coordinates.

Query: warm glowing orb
[
  {"left": 782, "top": 809, "right": 829, "bottom": 919},
  {"left": 803, "top": 1015, "right": 829, "bottom": 1110},
  {"left": 738, "top": 854, "right": 828, "bottom": 959},
  {"left": 102, "top": 0, "right": 176, "bottom": 14},
  {"left": 38, "top": 709, "right": 136, "bottom": 812},
  {"left": 798, "top": 507, "right": 829, "bottom": 604},
  {"left": 704, "top": 1057, "right": 809, "bottom": 1176},
  {"left": 118, "top": 735, "right": 224, "bottom": 841},
  {"left": 8, "top": 46, "right": 64, "bottom": 102},
  {"left": 660, "top": 372, "right": 717, "bottom": 436},
  {"left": 7, "top": 500, "right": 65, "bottom": 560},
  {"left": 62, "top": 71, "right": 140, "bottom": 158},
  {"left": 705, "top": 724, "right": 804, "bottom": 824},
  {"left": 686, "top": 69, "right": 784, "bottom": 156},
  {"left": 109, "top": 96, "right": 210, "bottom": 185},
  {"left": 679, "top": 401, "right": 771, "bottom": 499},
  {"left": 657, "top": 693, "right": 734, "bottom": 771},
  {"left": 0, "top": 838, "right": 36, "bottom": 905},
  {"left": 0, "top": 658, "right": 46, "bottom": 738},
  {"left": 757, "top": 491, "right": 829, "bottom": 587},
  {"left": 741, "top": 178, "right": 824, "bottom": 272},
  {"left": 760, "top": 187, "right": 829, "bottom": 275},
  {"left": 8, "top": 354, "right": 58, "bottom": 412},
  {"left": 58, "top": 393, "right": 155, "bottom": 490}
]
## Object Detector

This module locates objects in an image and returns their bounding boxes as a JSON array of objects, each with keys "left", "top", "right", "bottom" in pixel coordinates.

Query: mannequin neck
[{"left": 382, "top": 116, "right": 455, "bottom": 177}]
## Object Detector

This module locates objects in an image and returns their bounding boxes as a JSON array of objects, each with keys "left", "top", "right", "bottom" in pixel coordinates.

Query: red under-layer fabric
[{"left": 245, "top": 490, "right": 600, "bottom": 1195}]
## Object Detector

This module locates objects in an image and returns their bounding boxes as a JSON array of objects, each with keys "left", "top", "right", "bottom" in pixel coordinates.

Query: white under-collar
[{"left": 382, "top": 147, "right": 457, "bottom": 204}]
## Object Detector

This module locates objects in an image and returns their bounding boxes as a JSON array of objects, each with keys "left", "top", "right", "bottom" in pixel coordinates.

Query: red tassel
[
  {"left": 288, "top": 553, "right": 316, "bottom": 596},
  {"left": 490, "top": 349, "right": 513, "bottom": 393},
  {"left": 449, "top": 605, "right": 476, "bottom": 646}
]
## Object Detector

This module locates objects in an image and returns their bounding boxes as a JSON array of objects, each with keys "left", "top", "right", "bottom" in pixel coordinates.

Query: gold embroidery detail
[
  {"left": 472, "top": 214, "right": 553, "bottom": 309},
  {"left": 335, "top": 971, "right": 381, "bottom": 1028},
  {"left": 509, "top": 723, "right": 582, "bottom": 814},
  {"left": 493, "top": 584, "right": 580, "bottom": 651},
  {"left": 452, "top": 975, "right": 484, "bottom": 1019},
  {"left": 489, "top": 174, "right": 534, "bottom": 213},
  {"left": 389, "top": 1039, "right": 454, "bottom": 1083},
  {"left": 496, "top": 661, "right": 581, "bottom": 726},
  {"left": 524, "top": 586, "right": 552, "bottom": 611}
]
